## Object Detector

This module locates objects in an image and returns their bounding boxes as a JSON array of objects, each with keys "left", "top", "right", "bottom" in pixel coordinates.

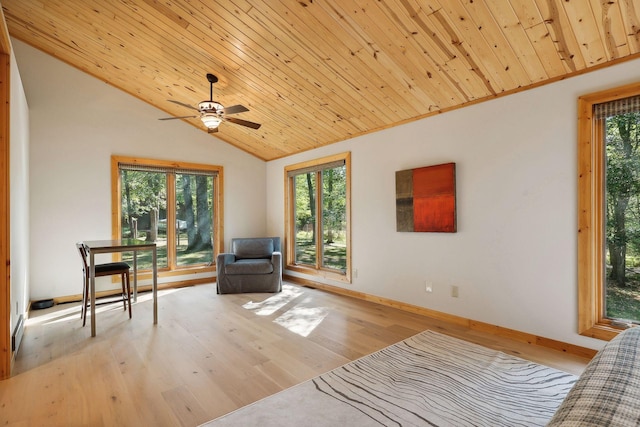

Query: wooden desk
[{"left": 83, "top": 239, "right": 158, "bottom": 337}]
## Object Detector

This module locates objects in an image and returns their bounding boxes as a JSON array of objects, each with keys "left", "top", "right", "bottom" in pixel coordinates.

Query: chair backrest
[
  {"left": 76, "top": 242, "right": 89, "bottom": 272},
  {"left": 231, "top": 237, "right": 280, "bottom": 259}
]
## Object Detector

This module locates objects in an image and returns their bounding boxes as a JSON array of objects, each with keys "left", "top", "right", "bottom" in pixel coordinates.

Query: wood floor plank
[
  {"left": 162, "top": 385, "right": 210, "bottom": 427},
  {"left": 0, "top": 282, "right": 590, "bottom": 426}
]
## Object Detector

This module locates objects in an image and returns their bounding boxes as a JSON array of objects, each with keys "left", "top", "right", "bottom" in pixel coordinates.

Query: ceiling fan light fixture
[{"left": 201, "top": 112, "right": 222, "bottom": 129}]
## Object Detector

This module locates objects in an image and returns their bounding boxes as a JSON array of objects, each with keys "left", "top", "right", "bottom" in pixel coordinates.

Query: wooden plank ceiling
[{"left": 2, "top": 0, "right": 640, "bottom": 161}]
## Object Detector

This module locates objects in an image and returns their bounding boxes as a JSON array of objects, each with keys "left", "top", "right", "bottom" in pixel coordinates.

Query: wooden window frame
[
  {"left": 111, "top": 156, "right": 223, "bottom": 277},
  {"left": 578, "top": 82, "right": 640, "bottom": 341},
  {"left": 284, "top": 152, "right": 351, "bottom": 283}
]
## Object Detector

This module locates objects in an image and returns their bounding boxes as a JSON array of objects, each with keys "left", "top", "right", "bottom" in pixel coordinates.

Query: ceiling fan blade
[
  {"left": 224, "top": 104, "right": 249, "bottom": 115},
  {"left": 158, "top": 115, "right": 198, "bottom": 121},
  {"left": 225, "top": 116, "right": 261, "bottom": 129},
  {"left": 167, "top": 99, "right": 199, "bottom": 111}
]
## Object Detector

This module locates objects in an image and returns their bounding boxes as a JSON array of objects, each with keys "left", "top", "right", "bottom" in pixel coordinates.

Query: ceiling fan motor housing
[{"left": 198, "top": 101, "right": 224, "bottom": 116}]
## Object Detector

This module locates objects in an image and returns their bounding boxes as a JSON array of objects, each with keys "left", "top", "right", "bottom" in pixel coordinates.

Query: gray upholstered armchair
[{"left": 216, "top": 237, "right": 283, "bottom": 294}]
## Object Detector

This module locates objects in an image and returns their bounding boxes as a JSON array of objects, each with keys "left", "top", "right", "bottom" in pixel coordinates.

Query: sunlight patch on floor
[
  {"left": 26, "top": 288, "right": 184, "bottom": 326},
  {"left": 242, "top": 284, "right": 303, "bottom": 316},
  {"left": 241, "top": 285, "right": 329, "bottom": 336},
  {"left": 25, "top": 304, "right": 81, "bottom": 326},
  {"left": 273, "top": 299, "right": 330, "bottom": 337}
]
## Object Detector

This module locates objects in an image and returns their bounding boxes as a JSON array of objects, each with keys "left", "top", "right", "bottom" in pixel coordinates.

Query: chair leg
[
  {"left": 81, "top": 275, "right": 89, "bottom": 327},
  {"left": 125, "top": 271, "right": 132, "bottom": 319},
  {"left": 121, "top": 273, "right": 127, "bottom": 312}
]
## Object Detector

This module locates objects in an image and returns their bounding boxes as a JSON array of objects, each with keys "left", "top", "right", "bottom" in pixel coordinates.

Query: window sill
[
  {"left": 130, "top": 264, "right": 216, "bottom": 280},
  {"left": 286, "top": 264, "right": 351, "bottom": 284},
  {"left": 579, "top": 322, "right": 624, "bottom": 341}
]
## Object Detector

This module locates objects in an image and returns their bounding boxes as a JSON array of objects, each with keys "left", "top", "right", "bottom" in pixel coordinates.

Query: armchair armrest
[
  {"left": 216, "top": 253, "right": 236, "bottom": 294},
  {"left": 271, "top": 251, "right": 282, "bottom": 287},
  {"left": 271, "top": 251, "right": 281, "bottom": 265},
  {"left": 217, "top": 253, "right": 236, "bottom": 267}
]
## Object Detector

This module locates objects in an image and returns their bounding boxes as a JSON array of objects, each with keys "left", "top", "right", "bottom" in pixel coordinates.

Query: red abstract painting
[{"left": 395, "top": 163, "right": 456, "bottom": 232}]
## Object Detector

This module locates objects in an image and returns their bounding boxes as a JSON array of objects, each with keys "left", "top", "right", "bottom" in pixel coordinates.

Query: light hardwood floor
[{"left": 0, "top": 282, "right": 590, "bottom": 426}]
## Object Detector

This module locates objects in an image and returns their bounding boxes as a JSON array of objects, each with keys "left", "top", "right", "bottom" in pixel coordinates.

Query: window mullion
[
  {"left": 167, "top": 172, "right": 177, "bottom": 270},
  {"left": 286, "top": 176, "right": 295, "bottom": 267},
  {"left": 595, "top": 120, "right": 607, "bottom": 325},
  {"left": 315, "top": 170, "right": 322, "bottom": 270}
]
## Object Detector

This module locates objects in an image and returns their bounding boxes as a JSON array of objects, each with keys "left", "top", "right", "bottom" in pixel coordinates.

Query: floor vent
[{"left": 12, "top": 314, "right": 24, "bottom": 353}]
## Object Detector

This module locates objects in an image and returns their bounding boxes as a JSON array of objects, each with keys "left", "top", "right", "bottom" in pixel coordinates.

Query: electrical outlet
[
  {"left": 451, "top": 285, "right": 459, "bottom": 298},
  {"left": 353, "top": 268, "right": 358, "bottom": 279},
  {"left": 425, "top": 281, "right": 433, "bottom": 293}
]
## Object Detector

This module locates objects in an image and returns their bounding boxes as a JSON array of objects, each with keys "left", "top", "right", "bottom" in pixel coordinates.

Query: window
[
  {"left": 578, "top": 83, "right": 640, "bottom": 340},
  {"left": 285, "top": 152, "right": 351, "bottom": 283},
  {"left": 111, "top": 156, "right": 223, "bottom": 275}
]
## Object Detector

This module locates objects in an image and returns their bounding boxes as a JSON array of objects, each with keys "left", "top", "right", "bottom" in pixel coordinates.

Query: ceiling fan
[{"left": 159, "top": 73, "right": 261, "bottom": 133}]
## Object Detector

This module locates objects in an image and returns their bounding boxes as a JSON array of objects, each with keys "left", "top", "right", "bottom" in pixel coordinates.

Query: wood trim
[
  {"left": 166, "top": 172, "right": 177, "bottom": 267},
  {"left": 283, "top": 151, "right": 352, "bottom": 175},
  {"left": 0, "top": 8, "right": 9, "bottom": 54},
  {"left": 0, "top": 52, "right": 9, "bottom": 380},
  {"left": 286, "top": 275, "right": 598, "bottom": 360},
  {"left": 124, "top": 265, "right": 215, "bottom": 281},
  {"left": 111, "top": 155, "right": 224, "bottom": 173},
  {"left": 313, "top": 170, "right": 321, "bottom": 270},
  {"left": 286, "top": 265, "right": 350, "bottom": 284},
  {"left": 283, "top": 165, "right": 291, "bottom": 270},
  {"left": 283, "top": 152, "right": 351, "bottom": 283},
  {"left": 106, "top": 265, "right": 216, "bottom": 281},
  {"left": 0, "top": 5, "right": 11, "bottom": 380},
  {"left": 577, "top": 82, "right": 640, "bottom": 341},
  {"left": 214, "top": 166, "right": 223, "bottom": 257},
  {"left": 469, "top": 321, "right": 596, "bottom": 360},
  {"left": 110, "top": 156, "right": 121, "bottom": 240},
  {"left": 344, "top": 152, "right": 352, "bottom": 283},
  {"left": 49, "top": 277, "right": 214, "bottom": 305}
]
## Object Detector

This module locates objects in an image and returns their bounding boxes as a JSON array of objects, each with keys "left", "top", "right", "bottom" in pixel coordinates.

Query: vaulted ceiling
[{"left": 3, "top": 1, "right": 640, "bottom": 160}]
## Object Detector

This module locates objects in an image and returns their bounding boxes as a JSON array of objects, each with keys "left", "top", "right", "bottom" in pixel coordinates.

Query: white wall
[
  {"left": 9, "top": 43, "right": 29, "bottom": 337},
  {"left": 267, "top": 57, "right": 640, "bottom": 351},
  {"left": 12, "top": 39, "right": 267, "bottom": 300}
]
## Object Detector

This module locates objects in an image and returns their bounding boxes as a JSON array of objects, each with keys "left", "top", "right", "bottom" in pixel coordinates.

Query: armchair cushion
[{"left": 224, "top": 259, "right": 274, "bottom": 275}]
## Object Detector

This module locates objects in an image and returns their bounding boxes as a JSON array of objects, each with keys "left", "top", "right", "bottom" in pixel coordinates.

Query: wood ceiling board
[{"left": 3, "top": 0, "right": 640, "bottom": 161}]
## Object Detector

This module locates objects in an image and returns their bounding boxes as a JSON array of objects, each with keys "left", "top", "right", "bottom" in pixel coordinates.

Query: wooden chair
[{"left": 76, "top": 242, "right": 132, "bottom": 326}]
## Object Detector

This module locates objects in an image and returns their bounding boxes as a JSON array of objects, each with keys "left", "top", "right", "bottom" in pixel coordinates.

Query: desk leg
[
  {"left": 133, "top": 250, "right": 138, "bottom": 303},
  {"left": 90, "top": 251, "right": 96, "bottom": 337},
  {"left": 152, "top": 246, "right": 158, "bottom": 324}
]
